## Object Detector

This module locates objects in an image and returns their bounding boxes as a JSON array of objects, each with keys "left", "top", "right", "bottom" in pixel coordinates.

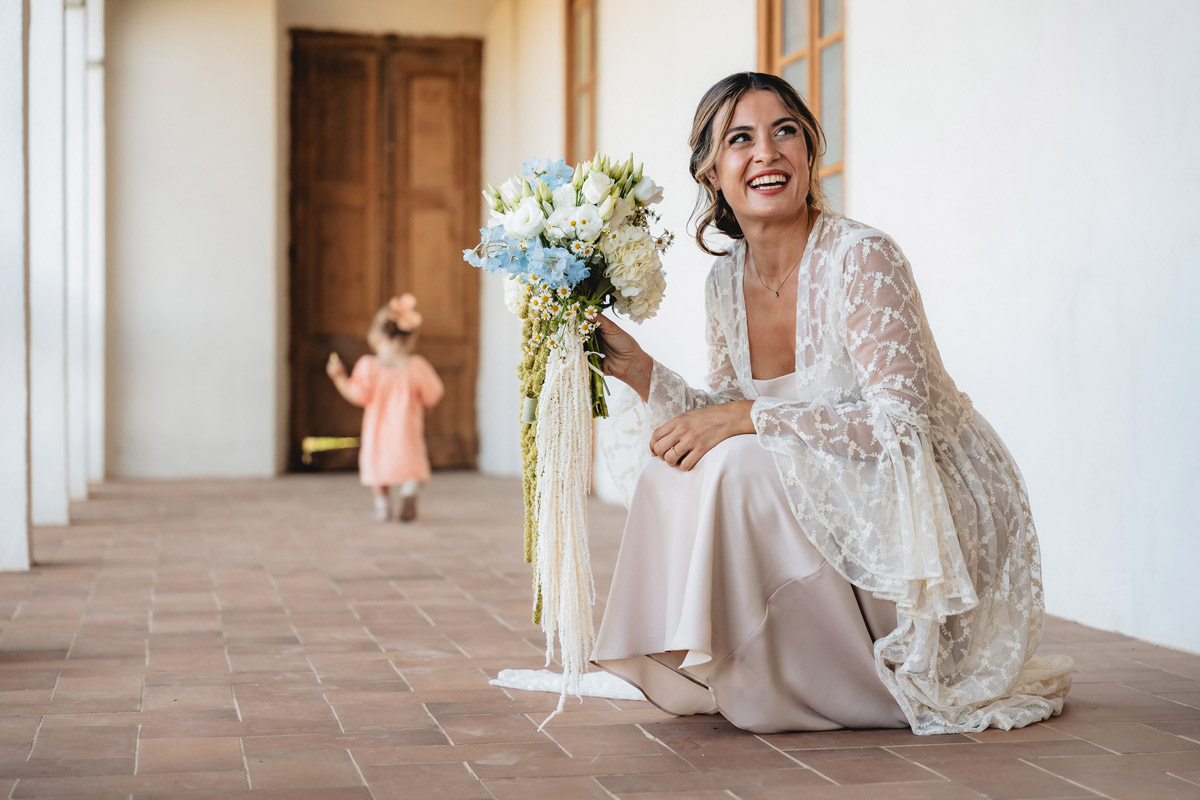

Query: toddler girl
[{"left": 326, "top": 294, "right": 444, "bottom": 521}]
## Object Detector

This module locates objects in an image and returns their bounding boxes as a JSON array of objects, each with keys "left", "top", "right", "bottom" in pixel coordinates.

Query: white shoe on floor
[{"left": 373, "top": 496, "right": 389, "bottom": 521}]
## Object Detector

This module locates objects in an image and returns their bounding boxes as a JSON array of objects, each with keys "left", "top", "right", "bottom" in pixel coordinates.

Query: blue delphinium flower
[
  {"left": 523, "top": 241, "right": 549, "bottom": 284},
  {"left": 463, "top": 222, "right": 530, "bottom": 276},
  {"left": 522, "top": 157, "right": 574, "bottom": 192},
  {"left": 527, "top": 246, "right": 586, "bottom": 291},
  {"left": 564, "top": 252, "right": 592, "bottom": 286}
]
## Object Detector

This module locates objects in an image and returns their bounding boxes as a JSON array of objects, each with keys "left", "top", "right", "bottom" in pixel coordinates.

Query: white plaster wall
[
  {"left": 590, "top": 0, "right": 758, "bottom": 500},
  {"left": 844, "top": 1, "right": 1200, "bottom": 653},
  {"left": 278, "top": 0, "right": 497, "bottom": 36},
  {"left": 473, "top": 0, "right": 526, "bottom": 476},
  {"left": 65, "top": 4, "right": 88, "bottom": 500},
  {"left": 29, "top": 0, "right": 70, "bottom": 523},
  {"left": 0, "top": 0, "right": 32, "bottom": 570},
  {"left": 107, "top": 0, "right": 277, "bottom": 477},
  {"left": 472, "top": 0, "right": 570, "bottom": 476},
  {"left": 593, "top": 0, "right": 756, "bottom": 384},
  {"left": 85, "top": 0, "right": 106, "bottom": 484}
]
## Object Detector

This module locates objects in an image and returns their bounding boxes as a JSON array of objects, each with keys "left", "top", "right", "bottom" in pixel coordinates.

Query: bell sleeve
[
  {"left": 413, "top": 356, "right": 445, "bottom": 409},
  {"left": 751, "top": 234, "right": 977, "bottom": 621}
]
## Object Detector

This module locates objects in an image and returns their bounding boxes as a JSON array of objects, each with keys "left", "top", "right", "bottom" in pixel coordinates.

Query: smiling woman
[{"left": 591, "top": 72, "right": 1074, "bottom": 736}]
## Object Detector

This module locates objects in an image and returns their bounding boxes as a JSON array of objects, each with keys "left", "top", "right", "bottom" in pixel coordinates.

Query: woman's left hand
[{"left": 649, "top": 399, "right": 755, "bottom": 471}]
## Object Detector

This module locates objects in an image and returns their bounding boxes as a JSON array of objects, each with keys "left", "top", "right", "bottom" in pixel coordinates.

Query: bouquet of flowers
[
  {"left": 465, "top": 155, "right": 671, "bottom": 416},
  {"left": 464, "top": 154, "right": 671, "bottom": 721}
]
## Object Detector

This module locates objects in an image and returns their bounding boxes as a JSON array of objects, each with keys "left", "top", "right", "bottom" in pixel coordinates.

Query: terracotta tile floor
[{"left": 1, "top": 473, "right": 1198, "bottom": 799}]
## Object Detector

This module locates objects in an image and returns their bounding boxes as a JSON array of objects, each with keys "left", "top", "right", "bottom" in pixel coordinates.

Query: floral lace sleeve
[
  {"left": 753, "top": 231, "right": 1071, "bottom": 733},
  {"left": 751, "top": 235, "right": 975, "bottom": 617},
  {"left": 643, "top": 269, "right": 744, "bottom": 429}
]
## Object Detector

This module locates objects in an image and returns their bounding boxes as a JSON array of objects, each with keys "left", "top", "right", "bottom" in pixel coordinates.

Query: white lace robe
[{"left": 601, "top": 212, "right": 1073, "bottom": 734}]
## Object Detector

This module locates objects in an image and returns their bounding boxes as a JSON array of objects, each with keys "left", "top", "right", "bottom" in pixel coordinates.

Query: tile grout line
[
  {"left": 460, "top": 759, "right": 498, "bottom": 800},
  {"left": 421, "top": 699, "right": 456, "bottom": 746},
  {"left": 586, "top": 775, "right": 621, "bottom": 800},
  {"left": 1020, "top": 756, "right": 1117, "bottom": 800},
  {"left": 239, "top": 733, "right": 254, "bottom": 791},
  {"left": 752, "top": 734, "right": 842, "bottom": 784},
  {"left": 345, "top": 748, "right": 378, "bottom": 800},
  {"left": 1169, "top": 770, "right": 1200, "bottom": 788},
  {"left": 878, "top": 744, "right": 959, "bottom": 784}
]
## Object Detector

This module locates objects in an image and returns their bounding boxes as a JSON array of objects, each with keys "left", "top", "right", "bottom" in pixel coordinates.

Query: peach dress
[{"left": 343, "top": 355, "right": 444, "bottom": 486}]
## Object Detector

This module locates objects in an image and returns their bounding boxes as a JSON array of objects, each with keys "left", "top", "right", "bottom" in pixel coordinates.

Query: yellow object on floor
[{"left": 300, "top": 436, "right": 361, "bottom": 464}]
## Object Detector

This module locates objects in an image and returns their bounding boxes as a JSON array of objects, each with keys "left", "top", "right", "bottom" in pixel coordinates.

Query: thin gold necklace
[{"left": 749, "top": 248, "right": 804, "bottom": 298}]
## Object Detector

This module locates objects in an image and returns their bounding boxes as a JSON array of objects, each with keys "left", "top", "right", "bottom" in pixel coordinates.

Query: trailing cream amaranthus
[{"left": 464, "top": 154, "right": 671, "bottom": 723}]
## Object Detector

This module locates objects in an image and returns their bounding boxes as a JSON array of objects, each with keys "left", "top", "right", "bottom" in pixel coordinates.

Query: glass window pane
[
  {"left": 820, "top": 0, "right": 842, "bottom": 37},
  {"left": 822, "top": 170, "right": 843, "bottom": 213},
  {"left": 574, "top": 3, "right": 592, "bottom": 84},
  {"left": 819, "top": 41, "right": 843, "bottom": 164},
  {"left": 574, "top": 88, "right": 591, "bottom": 163},
  {"left": 781, "top": 57, "right": 808, "bottom": 102},
  {"left": 782, "top": 0, "right": 808, "bottom": 56}
]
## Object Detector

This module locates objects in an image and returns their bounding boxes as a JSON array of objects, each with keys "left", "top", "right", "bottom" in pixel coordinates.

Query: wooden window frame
[
  {"left": 757, "top": 0, "right": 845, "bottom": 209},
  {"left": 565, "top": 0, "right": 597, "bottom": 164}
]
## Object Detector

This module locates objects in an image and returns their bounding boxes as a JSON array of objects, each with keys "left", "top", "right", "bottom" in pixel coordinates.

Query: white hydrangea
[
  {"left": 502, "top": 275, "right": 529, "bottom": 316},
  {"left": 600, "top": 225, "right": 656, "bottom": 288},
  {"left": 614, "top": 264, "right": 665, "bottom": 323},
  {"left": 601, "top": 225, "right": 665, "bottom": 323}
]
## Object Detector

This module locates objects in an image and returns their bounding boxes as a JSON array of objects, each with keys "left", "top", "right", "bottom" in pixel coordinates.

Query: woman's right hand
[{"left": 596, "top": 315, "right": 652, "bottom": 401}]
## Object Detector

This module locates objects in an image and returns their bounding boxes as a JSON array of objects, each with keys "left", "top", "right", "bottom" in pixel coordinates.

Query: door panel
[
  {"left": 290, "top": 38, "right": 383, "bottom": 471},
  {"left": 387, "top": 41, "right": 481, "bottom": 470},
  {"left": 289, "top": 32, "right": 481, "bottom": 471},
  {"left": 409, "top": 207, "right": 465, "bottom": 339}
]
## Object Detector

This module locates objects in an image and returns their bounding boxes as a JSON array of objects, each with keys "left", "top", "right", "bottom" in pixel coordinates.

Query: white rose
[
  {"left": 552, "top": 182, "right": 578, "bottom": 211},
  {"left": 547, "top": 206, "right": 573, "bottom": 239},
  {"left": 499, "top": 175, "right": 525, "bottom": 208},
  {"left": 582, "top": 172, "right": 615, "bottom": 204},
  {"left": 568, "top": 203, "right": 604, "bottom": 241},
  {"left": 632, "top": 176, "right": 664, "bottom": 206},
  {"left": 503, "top": 196, "right": 546, "bottom": 239}
]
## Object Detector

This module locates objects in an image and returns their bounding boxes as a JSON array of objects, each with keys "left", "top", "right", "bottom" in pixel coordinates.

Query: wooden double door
[{"left": 288, "top": 31, "right": 481, "bottom": 471}]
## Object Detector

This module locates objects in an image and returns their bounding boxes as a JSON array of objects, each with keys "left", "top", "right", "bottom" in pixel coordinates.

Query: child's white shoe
[{"left": 373, "top": 495, "right": 390, "bottom": 521}]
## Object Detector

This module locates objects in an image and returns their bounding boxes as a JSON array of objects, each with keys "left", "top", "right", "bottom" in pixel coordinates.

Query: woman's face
[{"left": 708, "top": 89, "right": 811, "bottom": 229}]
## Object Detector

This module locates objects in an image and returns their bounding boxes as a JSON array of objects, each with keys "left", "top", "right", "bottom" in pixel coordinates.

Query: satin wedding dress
[{"left": 594, "top": 211, "right": 1073, "bottom": 735}]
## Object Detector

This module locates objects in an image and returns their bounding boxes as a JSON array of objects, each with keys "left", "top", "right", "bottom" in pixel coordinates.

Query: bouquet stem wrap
[{"left": 532, "top": 340, "right": 597, "bottom": 726}]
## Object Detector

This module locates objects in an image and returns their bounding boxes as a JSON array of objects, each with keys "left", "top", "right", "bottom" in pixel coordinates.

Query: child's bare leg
[
  {"left": 372, "top": 486, "right": 390, "bottom": 521},
  {"left": 397, "top": 480, "right": 419, "bottom": 522}
]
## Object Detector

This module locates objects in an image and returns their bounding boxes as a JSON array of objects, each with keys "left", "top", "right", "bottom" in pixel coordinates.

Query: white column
[
  {"left": 85, "top": 0, "right": 104, "bottom": 484},
  {"left": 29, "top": 0, "right": 70, "bottom": 525},
  {"left": 0, "top": 0, "right": 33, "bottom": 570},
  {"left": 65, "top": 0, "right": 87, "bottom": 500}
]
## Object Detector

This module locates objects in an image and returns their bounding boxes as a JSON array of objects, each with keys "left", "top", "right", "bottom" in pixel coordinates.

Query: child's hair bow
[{"left": 388, "top": 293, "right": 423, "bottom": 333}]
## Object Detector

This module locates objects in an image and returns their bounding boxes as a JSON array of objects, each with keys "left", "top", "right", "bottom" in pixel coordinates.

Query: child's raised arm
[{"left": 326, "top": 353, "right": 370, "bottom": 407}]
